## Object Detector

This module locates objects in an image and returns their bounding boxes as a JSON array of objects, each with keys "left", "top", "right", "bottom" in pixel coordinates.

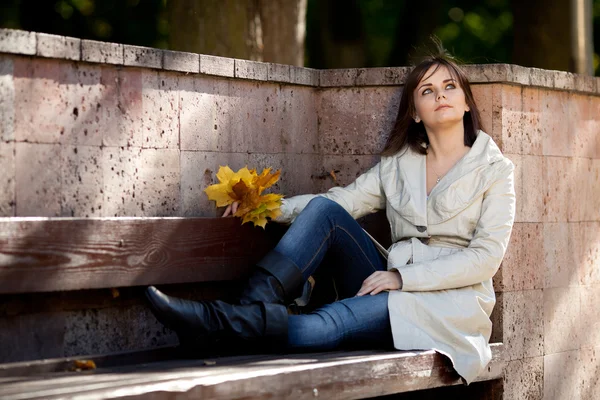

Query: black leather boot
[{"left": 146, "top": 286, "right": 288, "bottom": 355}]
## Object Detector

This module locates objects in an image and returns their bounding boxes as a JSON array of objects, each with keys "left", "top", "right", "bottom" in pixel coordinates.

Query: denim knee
[{"left": 304, "top": 197, "right": 346, "bottom": 218}]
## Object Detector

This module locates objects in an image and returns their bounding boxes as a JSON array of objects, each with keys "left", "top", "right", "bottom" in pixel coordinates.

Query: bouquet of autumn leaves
[{"left": 204, "top": 166, "right": 284, "bottom": 229}]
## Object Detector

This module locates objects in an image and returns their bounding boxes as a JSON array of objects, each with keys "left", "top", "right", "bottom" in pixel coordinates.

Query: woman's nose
[{"left": 437, "top": 92, "right": 446, "bottom": 100}]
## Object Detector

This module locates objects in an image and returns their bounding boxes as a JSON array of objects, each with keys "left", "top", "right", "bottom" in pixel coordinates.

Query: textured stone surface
[
  {"left": 498, "top": 223, "right": 544, "bottom": 292},
  {"left": 180, "top": 75, "right": 230, "bottom": 152},
  {"left": 463, "top": 64, "right": 510, "bottom": 84},
  {"left": 503, "top": 290, "right": 544, "bottom": 361},
  {"left": 290, "top": 66, "right": 319, "bottom": 86},
  {"left": 63, "top": 305, "right": 177, "bottom": 357},
  {"left": 0, "top": 56, "right": 14, "bottom": 141},
  {"left": 553, "top": 70, "right": 576, "bottom": 91},
  {"left": 320, "top": 69, "right": 357, "bottom": 87},
  {"left": 581, "top": 222, "right": 600, "bottom": 285},
  {"left": 521, "top": 87, "right": 542, "bottom": 155},
  {"left": 580, "top": 285, "right": 600, "bottom": 348},
  {"left": 234, "top": 59, "right": 268, "bottom": 81},
  {"left": 543, "top": 156, "right": 570, "bottom": 222},
  {"left": 102, "top": 146, "right": 142, "bottom": 216},
  {"left": 0, "top": 29, "right": 35, "bottom": 55},
  {"left": 0, "top": 141, "right": 15, "bottom": 216},
  {"left": 543, "top": 287, "right": 581, "bottom": 354},
  {"left": 544, "top": 222, "right": 579, "bottom": 288},
  {"left": 355, "top": 67, "right": 409, "bottom": 86},
  {"left": 471, "top": 84, "right": 493, "bottom": 134},
  {"left": 543, "top": 350, "right": 581, "bottom": 400},
  {"left": 529, "top": 67, "right": 554, "bottom": 88},
  {"left": 541, "top": 89, "right": 574, "bottom": 157},
  {"left": 363, "top": 86, "right": 401, "bottom": 150},
  {"left": 106, "top": 67, "right": 143, "bottom": 147},
  {"left": 520, "top": 155, "right": 544, "bottom": 222},
  {"left": 278, "top": 86, "right": 319, "bottom": 154},
  {"left": 200, "top": 54, "right": 234, "bottom": 78},
  {"left": 580, "top": 347, "right": 600, "bottom": 399},
  {"left": 137, "top": 148, "right": 180, "bottom": 216},
  {"left": 0, "top": 312, "right": 66, "bottom": 363},
  {"left": 81, "top": 39, "right": 123, "bottom": 65},
  {"left": 589, "top": 159, "right": 600, "bottom": 222},
  {"left": 267, "top": 62, "right": 290, "bottom": 83},
  {"left": 16, "top": 143, "right": 62, "bottom": 216},
  {"left": 575, "top": 74, "right": 596, "bottom": 93},
  {"left": 504, "top": 357, "right": 543, "bottom": 400},
  {"left": 141, "top": 70, "right": 179, "bottom": 149},
  {"left": 13, "top": 58, "right": 66, "bottom": 143},
  {"left": 492, "top": 84, "right": 522, "bottom": 154},
  {"left": 61, "top": 145, "right": 103, "bottom": 217},
  {"left": 163, "top": 50, "right": 199, "bottom": 74},
  {"left": 124, "top": 45, "right": 162, "bottom": 69},
  {"left": 316, "top": 154, "right": 380, "bottom": 194},
  {"left": 36, "top": 32, "right": 80, "bottom": 61}
]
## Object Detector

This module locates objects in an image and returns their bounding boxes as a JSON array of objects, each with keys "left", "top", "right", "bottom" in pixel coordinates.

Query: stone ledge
[{"left": 1, "top": 28, "right": 598, "bottom": 93}]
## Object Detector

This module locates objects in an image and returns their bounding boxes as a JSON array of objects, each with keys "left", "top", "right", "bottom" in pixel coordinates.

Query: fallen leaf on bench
[
  {"left": 73, "top": 360, "right": 96, "bottom": 371},
  {"left": 111, "top": 288, "right": 120, "bottom": 298}
]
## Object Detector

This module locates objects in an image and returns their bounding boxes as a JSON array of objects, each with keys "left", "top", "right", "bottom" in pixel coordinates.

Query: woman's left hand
[{"left": 356, "top": 270, "right": 403, "bottom": 296}]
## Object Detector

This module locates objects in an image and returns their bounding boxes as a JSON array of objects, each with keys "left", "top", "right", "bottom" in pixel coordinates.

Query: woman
[{"left": 146, "top": 52, "right": 515, "bottom": 385}]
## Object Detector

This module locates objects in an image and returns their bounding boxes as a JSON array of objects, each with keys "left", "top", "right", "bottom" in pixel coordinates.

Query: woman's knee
[{"left": 304, "top": 197, "right": 346, "bottom": 218}]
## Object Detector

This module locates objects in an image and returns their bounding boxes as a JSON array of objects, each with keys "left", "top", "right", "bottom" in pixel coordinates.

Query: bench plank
[
  {"left": 0, "top": 218, "right": 285, "bottom": 294},
  {"left": 0, "top": 344, "right": 504, "bottom": 400}
]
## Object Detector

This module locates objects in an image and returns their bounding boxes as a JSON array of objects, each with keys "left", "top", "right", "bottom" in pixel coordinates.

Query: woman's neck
[{"left": 426, "top": 123, "right": 468, "bottom": 160}]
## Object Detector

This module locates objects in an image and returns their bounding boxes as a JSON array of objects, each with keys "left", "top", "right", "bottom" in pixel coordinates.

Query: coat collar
[{"left": 387, "top": 131, "right": 507, "bottom": 227}]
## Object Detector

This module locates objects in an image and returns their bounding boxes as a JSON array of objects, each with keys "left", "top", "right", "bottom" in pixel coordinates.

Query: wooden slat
[
  {"left": 0, "top": 217, "right": 285, "bottom": 294},
  {"left": 0, "top": 344, "right": 504, "bottom": 400}
]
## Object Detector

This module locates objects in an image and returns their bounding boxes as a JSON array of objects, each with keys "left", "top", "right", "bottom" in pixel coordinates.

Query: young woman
[{"left": 146, "top": 53, "right": 516, "bottom": 385}]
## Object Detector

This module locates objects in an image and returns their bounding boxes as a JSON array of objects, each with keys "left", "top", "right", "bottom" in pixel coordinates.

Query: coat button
[{"left": 416, "top": 225, "right": 427, "bottom": 232}]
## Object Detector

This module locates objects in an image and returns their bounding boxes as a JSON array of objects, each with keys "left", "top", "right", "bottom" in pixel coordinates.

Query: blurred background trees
[{"left": 0, "top": 0, "right": 598, "bottom": 75}]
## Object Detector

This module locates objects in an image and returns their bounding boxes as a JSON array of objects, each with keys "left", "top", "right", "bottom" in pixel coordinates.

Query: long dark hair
[{"left": 381, "top": 52, "right": 483, "bottom": 156}]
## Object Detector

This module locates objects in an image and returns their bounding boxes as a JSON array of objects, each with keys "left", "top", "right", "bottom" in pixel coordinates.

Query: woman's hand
[
  {"left": 222, "top": 201, "right": 239, "bottom": 217},
  {"left": 356, "top": 270, "right": 403, "bottom": 296}
]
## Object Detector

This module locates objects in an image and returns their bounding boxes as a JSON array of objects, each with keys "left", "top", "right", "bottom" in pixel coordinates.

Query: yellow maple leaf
[{"left": 205, "top": 166, "right": 283, "bottom": 228}]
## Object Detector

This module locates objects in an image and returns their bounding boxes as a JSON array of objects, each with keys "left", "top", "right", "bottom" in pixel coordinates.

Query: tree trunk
[
  {"left": 167, "top": 0, "right": 306, "bottom": 66},
  {"left": 511, "top": 0, "right": 572, "bottom": 71}
]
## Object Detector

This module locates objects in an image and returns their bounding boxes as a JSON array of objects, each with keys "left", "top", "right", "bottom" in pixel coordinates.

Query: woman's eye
[
  {"left": 446, "top": 83, "right": 456, "bottom": 89},
  {"left": 422, "top": 88, "right": 432, "bottom": 95}
]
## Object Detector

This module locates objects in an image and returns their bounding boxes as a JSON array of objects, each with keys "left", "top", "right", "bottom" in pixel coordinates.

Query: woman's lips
[{"left": 435, "top": 104, "right": 452, "bottom": 111}]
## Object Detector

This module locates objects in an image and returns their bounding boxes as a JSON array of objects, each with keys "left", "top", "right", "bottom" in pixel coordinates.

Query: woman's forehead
[{"left": 419, "top": 65, "right": 454, "bottom": 85}]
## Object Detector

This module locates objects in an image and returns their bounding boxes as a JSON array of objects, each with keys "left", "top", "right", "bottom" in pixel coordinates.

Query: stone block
[
  {"left": 543, "top": 350, "right": 581, "bottom": 400},
  {"left": 504, "top": 357, "right": 543, "bottom": 400},
  {"left": 180, "top": 151, "right": 247, "bottom": 217},
  {"left": 234, "top": 59, "right": 268, "bottom": 81},
  {"left": 61, "top": 145, "right": 103, "bottom": 217},
  {"left": 570, "top": 94, "right": 594, "bottom": 159},
  {"left": 180, "top": 75, "right": 231, "bottom": 152},
  {"left": 541, "top": 89, "right": 573, "bottom": 157},
  {"left": 281, "top": 153, "right": 324, "bottom": 197},
  {"left": 141, "top": 70, "right": 179, "bottom": 149},
  {"left": 163, "top": 50, "right": 199, "bottom": 74},
  {"left": 503, "top": 290, "right": 544, "bottom": 361},
  {"left": 315, "top": 154, "right": 380, "bottom": 194},
  {"left": 544, "top": 222, "right": 579, "bottom": 288},
  {"left": 81, "top": 39, "right": 123, "bottom": 65},
  {"left": 36, "top": 32, "right": 80, "bottom": 61},
  {"left": 553, "top": 70, "right": 576, "bottom": 91},
  {"left": 0, "top": 28, "right": 35, "bottom": 55},
  {"left": 200, "top": 54, "right": 234, "bottom": 78},
  {"left": 520, "top": 155, "right": 543, "bottom": 222},
  {"left": 267, "top": 62, "right": 290, "bottom": 83},
  {"left": 543, "top": 156, "right": 570, "bottom": 223},
  {"left": 355, "top": 67, "right": 409, "bottom": 86},
  {"left": 521, "top": 87, "right": 542, "bottom": 155},
  {"left": 123, "top": 45, "right": 162, "bottom": 69},
  {"left": 0, "top": 141, "right": 15, "bottom": 216},
  {"left": 102, "top": 146, "right": 143, "bottom": 217},
  {"left": 13, "top": 58, "right": 67, "bottom": 144},
  {"left": 363, "top": 86, "right": 401, "bottom": 151},
  {"left": 462, "top": 64, "right": 510, "bottom": 84},
  {"left": 505, "top": 153, "right": 523, "bottom": 222},
  {"left": 498, "top": 223, "right": 544, "bottom": 292},
  {"left": 0, "top": 312, "right": 66, "bottom": 363},
  {"left": 575, "top": 73, "right": 596, "bottom": 93},
  {"left": 320, "top": 69, "right": 357, "bottom": 87},
  {"left": 491, "top": 84, "right": 522, "bottom": 154},
  {"left": 471, "top": 84, "right": 493, "bottom": 134},
  {"left": 543, "top": 287, "right": 581, "bottom": 354},
  {"left": 509, "top": 64, "right": 531, "bottom": 86},
  {"left": 290, "top": 66, "right": 319, "bottom": 86},
  {"left": 0, "top": 56, "right": 14, "bottom": 142},
  {"left": 529, "top": 67, "right": 554, "bottom": 88},
  {"left": 16, "top": 142, "right": 62, "bottom": 216},
  {"left": 581, "top": 222, "right": 600, "bottom": 285},
  {"left": 589, "top": 159, "right": 600, "bottom": 222},
  {"left": 571, "top": 158, "right": 591, "bottom": 223},
  {"left": 229, "top": 80, "right": 281, "bottom": 153},
  {"left": 580, "top": 347, "right": 600, "bottom": 399},
  {"left": 277, "top": 85, "right": 319, "bottom": 154},
  {"left": 591, "top": 97, "right": 600, "bottom": 159},
  {"left": 580, "top": 285, "right": 600, "bottom": 348},
  {"left": 64, "top": 305, "right": 177, "bottom": 357},
  {"left": 107, "top": 67, "right": 143, "bottom": 147},
  {"left": 137, "top": 148, "right": 180, "bottom": 216}
]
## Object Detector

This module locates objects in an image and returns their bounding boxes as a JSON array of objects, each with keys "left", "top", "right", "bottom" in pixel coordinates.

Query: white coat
[{"left": 276, "top": 131, "right": 516, "bottom": 384}]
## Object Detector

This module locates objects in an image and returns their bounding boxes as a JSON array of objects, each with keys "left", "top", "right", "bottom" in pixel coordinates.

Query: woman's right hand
[{"left": 222, "top": 201, "right": 239, "bottom": 217}]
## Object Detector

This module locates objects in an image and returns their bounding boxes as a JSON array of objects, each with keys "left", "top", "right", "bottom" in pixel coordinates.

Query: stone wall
[{"left": 1, "top": 28, "right": 600, "bottom": 399}]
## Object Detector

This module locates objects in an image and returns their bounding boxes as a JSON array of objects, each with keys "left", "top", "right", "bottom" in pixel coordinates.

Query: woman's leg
[{"left": 287, "top": 292, "right": 393, "bottom": 351}]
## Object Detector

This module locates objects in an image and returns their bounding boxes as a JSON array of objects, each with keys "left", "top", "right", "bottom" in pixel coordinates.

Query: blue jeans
[{"left": 274, "top": 197, "right": 393, "bottom": 351}]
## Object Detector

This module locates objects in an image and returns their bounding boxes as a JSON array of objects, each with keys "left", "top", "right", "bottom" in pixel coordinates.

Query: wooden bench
[{"left": 0, "top": 217, "right": 506, "bottom": 399}]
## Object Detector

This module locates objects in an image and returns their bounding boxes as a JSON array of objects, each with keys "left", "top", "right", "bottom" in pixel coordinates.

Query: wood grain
[{"left": 0, "top": 217, "right": 286, "bottom": 294}]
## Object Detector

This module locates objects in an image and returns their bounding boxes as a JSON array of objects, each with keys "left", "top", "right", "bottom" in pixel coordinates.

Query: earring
[{"left": 415, "top": 116, "right": 421, "bottom": 123}]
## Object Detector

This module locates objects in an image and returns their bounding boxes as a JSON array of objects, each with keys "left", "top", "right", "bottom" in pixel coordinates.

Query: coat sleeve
[
  {"left": 275, "top": 162, "right": 386, "bottom": 224},
  {"left": 399, "top": 161, "right": 516, "bottom": 292}
]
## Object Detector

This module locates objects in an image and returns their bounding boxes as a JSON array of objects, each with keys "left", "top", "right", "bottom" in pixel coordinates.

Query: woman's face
[{"left": 412, "top": 65, "right": 469, "bottom": 129}]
